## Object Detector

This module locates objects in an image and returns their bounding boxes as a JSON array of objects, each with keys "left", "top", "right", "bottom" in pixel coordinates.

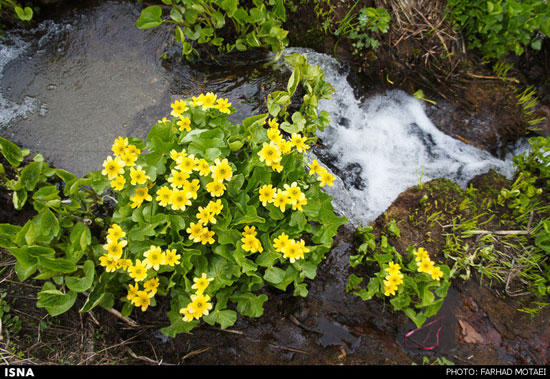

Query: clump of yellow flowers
[
  {"left": 95, "top": 90, "right": 346, "bottom": 333},
  {"left": 180, "top": 273, "right": 214, "bottom": 322},
  {"left": 382, "top": 248, "right": 445, "bottom": 298}
]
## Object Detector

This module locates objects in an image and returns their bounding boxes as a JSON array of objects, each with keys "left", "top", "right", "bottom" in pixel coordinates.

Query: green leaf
[
  {"left": 39, "top": 208, "right": 60, "bottom": 239},
  {"left": 32, "top": 185, "right": 60, "bottom": 202},
  {"left": 38, "top": 256, "right": 77, "bottom": 274},
  {"left": 136, "top": 6, "right": 163, "bottom": 29},
  {"left": 65, "top": 260, "right": 95, "bottom": 293},
  {"left": 203, "top": 309, "right": 237, "bottom": 329},
  {"left": 20, "top": 161, "right": 42, "bottom": 191},
  {"left": 264, "top": 266, "right": 285, "bottom": 284},
  {"left": 211, "top": 10, "right": 226, "bottom": 29},
  {"left": 37, "top": 283, "right": 77, "bottom": 317},
  {"left": 14, "top": 6, "right": 33, "bottom": 21},
  {"left": 13, "top": 188, "right": 27, "bottom": 210},
  {"left": 230, "top": 292, "right": 268, "bottom": 318},
  {"left": 0, "top": 137, "right": 23, "bottom": 167}
]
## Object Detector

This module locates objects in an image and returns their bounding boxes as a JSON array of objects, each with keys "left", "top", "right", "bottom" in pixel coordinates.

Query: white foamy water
[{"left": 286, "top": 49, "right": 523, "bottom": 226}]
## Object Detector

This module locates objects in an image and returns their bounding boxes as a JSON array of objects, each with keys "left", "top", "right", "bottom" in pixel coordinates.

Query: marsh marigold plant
[
  {"left": 93, "top": 69, "right": 345, "bottom": 336},
  {"left": 347, "top": 223, "right": 451, "bottom": 329}
]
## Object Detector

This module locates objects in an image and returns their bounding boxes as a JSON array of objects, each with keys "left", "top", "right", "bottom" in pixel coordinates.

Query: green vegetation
[
  {"left": 0, "top": 136, "right": 105, "bottom": 317},
  {"left": 331, "top": 3, "right": 390, "bottom": 56},
  {"left": 446, "top": 0, "right": 550, "bottom": 59},
  {"left": 347, "top": 221, "right": 451, "bottom": 329},
  {"left": 136, "top": 0, "right": 289, "bottom": 60},
  {"left": 0, "top": 0, "right": 33, "bottom": 22}
]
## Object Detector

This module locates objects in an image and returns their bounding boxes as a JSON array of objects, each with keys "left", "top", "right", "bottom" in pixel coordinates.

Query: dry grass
[{"left": 376, "top": 0, "right": 468, "bottom": 98}]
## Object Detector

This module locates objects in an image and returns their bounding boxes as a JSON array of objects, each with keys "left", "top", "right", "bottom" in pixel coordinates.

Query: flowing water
[
  {"left": 286, "top": 49, "right": 525, "bottom": 226},
  {"left": 0, "top": 0, "right": 282, "bottom": 177}
]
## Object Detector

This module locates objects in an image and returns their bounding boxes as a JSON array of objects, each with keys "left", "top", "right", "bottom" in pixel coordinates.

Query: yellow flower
[
  {"left": 156, "top": 186, "right": 173, "bottom": 207},
  {"left": 297, "top": 239, "right": 310, "bottom": 255},
  {"left": 129, "top": 166, "right": 149, "bottom": 186},
  {"left": 215, "top": 98, "right": 232, "bottom": 114},
  {"left": 277, "top": 139, "right": 293, "bottom": 155},
  {"left": 258, "top": 142, "right": 282, "bottom": 166},
  {"left": 188, "top": 293, "right": 213, "bottom": 318},
  {"left": 290, "top": 133, "right": 309, "bottom": 153},
  {"left": 206, "top": 199, "right": 223, "bottom": 215},
  {"left": 183, "top": 179, "right": 200, "bottom": 200},
  {"left": 211, "top": 158, "right": 233, "bottom": 182},
  {"left": 103, "top": 239, "right": 127, "bottom": 259},
  {"left": 283, "top": 182, "right": 303, "bottom": 205},
  {"left": 199, "top": 228, "right": 215, "bottom": 245},
  {"left": 99, "top": 254, "right": 118, "bottom": 272},
  {"left": 144, "top": 245, "right": 165, "bottom": 271},
  {"left": 107, "top": 224, "right": 126, "bottom": 242},
  {"left": 101, "top": 156, "right": 125, "bottom": 180},
  {"left": 270, "top": 161, "right": 284, "bottom": 173},
  {"left": 164, "top": 249, "right": 181, "bottom": 266},
  {"left": 267, "top": 128, "right": 282, "bottom": 143},
  {"left": 431, "top": 266, "right": 444, "bottom": 281},
  {"left": 273, "top": 189, "right": 290, "bottom": 212},
  {"left": 308, "top": 159, "right": 323, "bottom": 175},
  {"left": 167, "top": 169, "right": 190, "bottom": 188},
  {"left": 177, "top": 155, "right": 197, "bottom": 174},
  {"left": 177, "top": 116, "right": 191, "bottom": 132},
  {"left": 116, "top": 259, "right": 132, "bottom": 271},
  {"left": 126, "top": 283, "right": 139, "bottom": 302},
  {"left": 169, "top": 189, "right": 192, "bottom": 211},
  {"left": 273, "top": 232, "right": 290, "bottom": 253},
  {"left": 170, "top": 148, "right": 187, "bottom": 163},
  {"left": 383, "top": 281, "right": 398, "bottom": 296},
  {"left": 180, "top": 305, "right": 196, "bottom": 322},
  {"left": 417, "top": 257, "right": 434, "bottom": 275},
  {"left": 414, "top": 247, "right": 430, "bottom": 262},
  {"left": 206, "top": 180, "right": 226, "bottom": 197},
  {"left": 143, "top": 277, "right": 160, "bottom": 297},
  {"left": 171, "top": 99, "right": 188, "bottom": 117},
  {"left": 195, "top": 159, "right": 211, "bottom": 176},
  {"left": 200, "top": 92, "right": 217, "bottom": 110},
  {"left": 126, "top": 144, "right": 141, "bottom": 156},
  {"left": 120, "top": 151, "right": 137, "bottom": 167},
  {"left": 386, "top": 261, "right": 401, "bottom": 276},
  {"left": 187, "top": 222, "right": 205, "bottom": 243},
  {"left": 241, "top": 234, "right": 263, "bottom": 253},
  {"left": 259, "top": 184, "right": 276, "bottom": 206},
  {"left": 242, "top": 225, "right": 257, "bottom": 237},
  {"left": 157, "top": 117, "right": 170, "bottom": 126},
  {"left": 385, "top": 272, "right": 404, "bottom": 287},
  {"left": 133, "top": 290, "right": 151, "bottom": 312},
  {"left": 268, "top": 118, "right": 279, "bottom": 129},
  {"left": 112, "top": 136, "right": 128, "bottom": 156},
  {"left": 190, "top": 96, "right": 201, "bottom": 107},
  {"left": 128, "top": 259, "right": 148, "bottom": 282},
  {"left": 317, "top": 170, "right": 335, "bottom": 187},
  {"left": 197, "top": 206, "right": 216, "bottom": 225},
  {"left": 130, "top": 187, "right": 152, "bottom": 209},
  {"left": 291, "top": 193, "right": 308, "bottom": 211},
  {"left": 192, "top": 273, "right": 213, "bottom": 294},
  {"left": 281, "top": 239, "right": 303, "bottom": 263}
]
